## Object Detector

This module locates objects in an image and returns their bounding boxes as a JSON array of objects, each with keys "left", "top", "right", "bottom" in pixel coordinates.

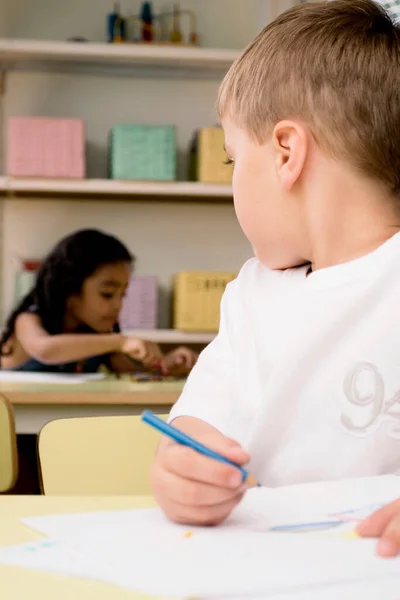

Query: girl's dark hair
[{"left": 0, "top": 229, "right": 133, "bottom": 355}]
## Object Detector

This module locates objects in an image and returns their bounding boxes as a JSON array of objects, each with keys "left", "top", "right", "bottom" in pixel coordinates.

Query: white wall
[
  {"left": 0, "top": 0, "right": 7, "bottom": 39},
  {"left": 5, "top": 0, "right": 266, "bottom": 49},
  {"left": 1, "top": 1, "right": 294, "bottom": 324}
]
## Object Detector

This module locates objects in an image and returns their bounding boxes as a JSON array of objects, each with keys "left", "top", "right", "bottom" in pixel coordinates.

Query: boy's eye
[
  {"left": 101, "top": 292, "right": 113, "bottom": 300},
  {"left": 224, "top": 157, "right": 234, "bottom": 165}
]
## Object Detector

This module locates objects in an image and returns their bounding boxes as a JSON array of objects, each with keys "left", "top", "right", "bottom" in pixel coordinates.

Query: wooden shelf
[
  {"left": 0, "top": 177, "right": 233, "bottom": 201},
  {"left": 0, "top": 38, "right": 239, "bottom": 77},
  {"left": 124, "top": 329, "right": 215, "bottom": 344}
]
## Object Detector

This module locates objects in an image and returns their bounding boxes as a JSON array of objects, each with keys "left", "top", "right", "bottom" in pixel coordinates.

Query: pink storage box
[
  {"left": 7, "top": 117, "right": 85, "bottom": 179},
  {"left": 119, "top": 275, "right": 158, "bottom": 330}
]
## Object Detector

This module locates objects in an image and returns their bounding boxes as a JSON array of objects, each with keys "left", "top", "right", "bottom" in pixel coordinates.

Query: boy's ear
[{"left": 272, "top": 120, "right": 308, "bottom": 191}]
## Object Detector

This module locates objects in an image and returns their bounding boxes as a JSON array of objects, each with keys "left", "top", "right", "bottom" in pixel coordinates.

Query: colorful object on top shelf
[
  {"left": 108, "top": 2, "right": 198, "bottom": 46},
  {"left": 119, "top": 275, "right": 158, "bottom": 330},
  {"left": 141, "top": 2, "right": 154, "bottom": 42},
  {"left": 7, "top": 117, "right": 85, "bottom": 179},
  {"left": 110, "top": 124, "right": 176, "bottom": 181},
  {"left": 173, "top": 271, "right": 237, "bottom": 332},
  {"left": 107, "top": 2, "right": 125, "bottom": 43},
  {"left": 190, "top": 127, "right": 233, "bottom": 184}
]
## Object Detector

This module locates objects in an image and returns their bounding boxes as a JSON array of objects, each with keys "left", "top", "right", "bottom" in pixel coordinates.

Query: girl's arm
[{"left": 15, "top": 312, "right": 160, "bottom": 365}]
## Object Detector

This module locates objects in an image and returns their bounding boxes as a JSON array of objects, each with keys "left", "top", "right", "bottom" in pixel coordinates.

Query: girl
[{"left": 0, "top": 229, "right": 197, "bottom": 375}]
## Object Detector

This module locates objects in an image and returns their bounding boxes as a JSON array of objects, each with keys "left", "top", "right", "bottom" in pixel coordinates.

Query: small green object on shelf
[{"left": 110, "top": 124, "right": 176, "bottom": 181}]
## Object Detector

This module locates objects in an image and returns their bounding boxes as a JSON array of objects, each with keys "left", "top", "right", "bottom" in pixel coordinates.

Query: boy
[{"left": 151, "top": 0, "right": 400, "bottom": 557}]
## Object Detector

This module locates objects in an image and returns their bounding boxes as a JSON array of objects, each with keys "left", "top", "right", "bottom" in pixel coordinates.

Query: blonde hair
[{"left": 218, "top": 0, "right": 400, "bottom": 194}]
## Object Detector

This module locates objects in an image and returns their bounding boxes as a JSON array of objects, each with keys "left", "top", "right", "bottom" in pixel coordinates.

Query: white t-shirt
[{"left": 170, "top": 233, "right": 400, "bottom": 486}]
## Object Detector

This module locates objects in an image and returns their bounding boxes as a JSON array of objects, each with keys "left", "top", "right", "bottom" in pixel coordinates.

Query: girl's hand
[
  {"left": 357, "top": 499, "right": 400, "bottom": 557},
  {"left": 160, "top": 346, "right": 198, "bottom": 375},
  {"left": 120, "top": 336, "right": 163, "bottom": 366}
]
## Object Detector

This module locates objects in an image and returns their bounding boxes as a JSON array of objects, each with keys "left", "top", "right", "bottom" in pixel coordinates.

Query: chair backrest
[
  {"left": 0, "top": 393, "right": 18, "bottom": 492},
  {"left": 38, "top": 414, "right": 166, "bottom": 495}
]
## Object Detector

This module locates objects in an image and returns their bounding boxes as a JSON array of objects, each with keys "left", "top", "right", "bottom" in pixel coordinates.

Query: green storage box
[{"left": 110, "top": 124, "right": 176, "bottom": 181}]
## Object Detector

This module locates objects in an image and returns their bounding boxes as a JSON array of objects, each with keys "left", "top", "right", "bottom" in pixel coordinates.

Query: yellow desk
[
  {"left": 0, "top": 378, "right": 184, "bottom": 434},
  {"left": 2, "top": 497, "right": 398, "bottom": 600},
  {"left": 0, "top": 495, "right": 168, "bottom": 600}
]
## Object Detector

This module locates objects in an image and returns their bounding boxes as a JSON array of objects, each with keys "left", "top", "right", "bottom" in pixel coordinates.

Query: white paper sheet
[
  {"left": 3, "top": 520, "right": 400, "bottom": 599},
  {"left": 0, "top": 371, "right": 106, "bottom": 384},
  {"left": 206, "top": 577, "right": 400, "bottom": 600},
  {"left": 0, "top": 539, "right": 99, "bottom": 580},
  {"left": 23, "top": 475, "right": 400, "bottom": 538},
  {"left": 1, "top": 476, "right": 400, "bottom": 599},
  {"left": 58, "top": 517, "right": 400, "bottom": 597}
]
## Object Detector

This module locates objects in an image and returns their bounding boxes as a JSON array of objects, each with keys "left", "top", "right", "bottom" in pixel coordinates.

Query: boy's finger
[
  {"left": 357, "top": 500, "right": 400, "bottom": 537},
  {"left": 161, "top": 492, "right": 244, "bottom": 526},
  {"left": 162, "top": 444, "right": 246, "bottom": 489},
  {"left": 169, "top": 419, "right": 247, "bottom": 455},
  {"left": 153, "top": 465, "right": 246, "bottom": 507},
  {"left": 201, "top": 434, "right": 250, "bottom": 465}
]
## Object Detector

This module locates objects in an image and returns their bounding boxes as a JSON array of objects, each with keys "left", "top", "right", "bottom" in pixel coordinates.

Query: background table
[{"left": 0, "top": 378, "right": 183, "bottom": 434}]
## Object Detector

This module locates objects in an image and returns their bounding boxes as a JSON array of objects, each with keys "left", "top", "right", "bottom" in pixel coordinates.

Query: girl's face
[{"left": 67, "top": 261, "right": 131, "bottom": 333}]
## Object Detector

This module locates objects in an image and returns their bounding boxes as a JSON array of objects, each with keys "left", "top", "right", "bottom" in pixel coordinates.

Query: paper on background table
[
  {"left": 2, "top": 476, "right": 400, "bottom": 599},
  {"left": 0, "top": 371, "right": 106, "bottom": 384}
]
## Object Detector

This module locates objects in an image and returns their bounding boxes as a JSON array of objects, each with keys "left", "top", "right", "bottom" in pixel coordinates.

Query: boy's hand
[
  {"left": 357, "top": 499, "right": 400, "bottom": 557},
  {"left": 161, "top": 346, "right": 198, "bottom": 375},
  {"left": 150, "top": 417, "right": 250, "bottom": 525}
]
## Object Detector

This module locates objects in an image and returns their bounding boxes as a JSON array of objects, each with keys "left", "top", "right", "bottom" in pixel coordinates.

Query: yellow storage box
[
  {"left": 191, "top": 127, "right": 233, "bottom": 184},
  {"left": 173, "top": 270, "right": 237, "bottom": 332}
]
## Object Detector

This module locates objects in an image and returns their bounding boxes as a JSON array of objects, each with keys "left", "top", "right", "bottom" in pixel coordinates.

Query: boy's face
[{"left": 222, "top": 116, "right": 303, "bottom": 270}]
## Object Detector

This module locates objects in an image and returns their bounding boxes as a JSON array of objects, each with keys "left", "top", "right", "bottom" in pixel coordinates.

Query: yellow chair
[
  {"left": 38, "top": 414, "right": 167, "bottom": 495},
  {"left": 0, "top": 393, "right": 18, "bottom": 492}
]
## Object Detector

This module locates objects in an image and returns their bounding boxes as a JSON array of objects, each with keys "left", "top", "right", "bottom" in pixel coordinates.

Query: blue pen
[{"left": 141, "top": 410, "right": 260, "bottom": 486}]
